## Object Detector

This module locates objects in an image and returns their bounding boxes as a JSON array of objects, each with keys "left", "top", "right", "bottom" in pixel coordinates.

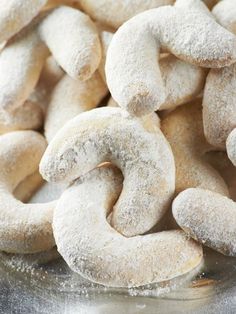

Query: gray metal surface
[
  {"left": 0, "top": 246, "right": 235, "bottom": 314},
  {"left": 0, "top": 270, "right": 235, "bottom": 314}
]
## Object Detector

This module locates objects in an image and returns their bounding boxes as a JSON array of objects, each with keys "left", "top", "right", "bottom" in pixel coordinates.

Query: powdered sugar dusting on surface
[
  {"left": 44, "top": 71, "right": 107, "bottom": 142},
  {"left": 0, "top": 5, "right": 102, "bottom": 117},
  {"left": 0, "top": 0, "right": 47, "bottom": 42},
  {"left": 40, "top": 107, "right": 175, "bottom": 237},
  {"left": 173, "top": 188, "right": 236, "bottom": 256},
  {"left": 202, "top": 0, "right": 236, "bottom": 150},
  {"left": 80, "top": 0, "right": 175, "bottom": 29},
  {"left": 106, "top": 0, "right": 236, "bottom": 116},
  {"left": 226, "top": 129, "right": 236, "bottom": 167},
  {"left": 0, "top": 100, "right": 43, "bottom": 133},
  {"left": 0, "top": 131, "right": 55, "bottom": 254},
  {"left": 30, "top": 181, "right": 67, "bottom": 203},
  {"left": 162, "top": 100, "right": 229, "bottom": 196},
  {"left": 53, "top": 166, "right": 203, "bottom": 288},
  {"left": 203, "top": 63, "right": 236, "bottom": 149},
  {"left": 0, "top": 26, "right": 48, "bottom": 111},
  {"left": 98, "top": 31, "right": 113, "bottom": 82},
  {"left": 38, "top": 6, "right": 102, "bottom": 80},
  {"left": 159, "top": 54, "right": 206, "bottom": 110},
  {"left": 213, "top": 0, "right": 236, "bottom": 34}
]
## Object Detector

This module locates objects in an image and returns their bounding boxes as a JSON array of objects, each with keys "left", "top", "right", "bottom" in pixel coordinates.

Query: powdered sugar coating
[
  {"left": 0, "top": 0, "right": 47, "bottom": 43},
  {"left": 39, "top": 6, "right": 101, "bottom": 80},
  {"left": 203, "top": 63, "right": 236, "bottom": 149},
  {"left": 0, "top": 6, "right": 101, "bottom": 113},
  {"left": 107, "top": 41, "right": 206, "bottom": 111},
  {"left": 0, "top": 26, "right": 48, "bottom": 111},
  {"left": 13, "top": 171, "right": 44, "bottom": 203},
  {"left": 0, "top": 131, "right": 55, "bottom": 254},
  {"left": 213, "top": 0, "right": 236, "bottom": 34},
  {"left": 40, "top": 107, "right": 175, "bottom": 237},
  {"left": 162, "top": 100, "right": 229, "bottom": 196},
  {"left": 45, "top": 71, "right": 107, "bottom": 142},
  {"left": 173, "top": 188, "right": 236, "bottom": 256},
  {"left": 108, "top": 97, "right": 161, "bottom": 127},
  {"left": 10, "top": 171, "right": 60, "bottom": 265},
  {"left": 54, "top": 165, "right": 203, "bottom": 288},
  {"left": 29, "top": 56, "right": 64, "bottom": 115},
  {"left": 79, "top": 0, "right": 174, "bottom": 29},
  {"left": 226, "top": 129, "right": 236, "bottom": 167},
  {"left": 158, "top": 54, "right": 206, "bottom": 110},
  {"left": 202, "top": 0, "right": 236, "bottom": 151},
  {"left": 0, "top": 100, "right": 43, "bottom": 134},
  {"left": 98, "top": 31, "right": 113, "bottom": 82},
  {"left": 106, "top": 0, "right": 236, "bottom": 116}
]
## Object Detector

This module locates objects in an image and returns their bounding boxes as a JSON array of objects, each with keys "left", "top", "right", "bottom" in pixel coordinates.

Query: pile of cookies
[{"left": 0, "top": 0, "right": 236, "bottom": 288}]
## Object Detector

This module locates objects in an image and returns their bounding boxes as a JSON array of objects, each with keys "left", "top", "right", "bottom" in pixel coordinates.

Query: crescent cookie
[
  {"left": 0, "top": 6, "right": 101, "bottom": 112},
  {"left": 40, "top": 107, "right": 175, "bottom": 237},
  {"left": 0, "top": 131, "right": 55, "bottom": 254},
  {"left": 173, "top": 188, "right": 236, "bottom": 256},
  {"left": 53, "top": 165, "right": 203, "bottom": 287},
  {"left": 106, "top": 0, "right": 236, "bottom": 116}
]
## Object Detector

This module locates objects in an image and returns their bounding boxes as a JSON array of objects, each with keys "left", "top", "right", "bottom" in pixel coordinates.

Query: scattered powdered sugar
[
  {"left": 0, "top": 0, "right": 234, "bottom": 298},
  {"left": 0, "top": 248, "right": 59, "bottom": 274}
]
